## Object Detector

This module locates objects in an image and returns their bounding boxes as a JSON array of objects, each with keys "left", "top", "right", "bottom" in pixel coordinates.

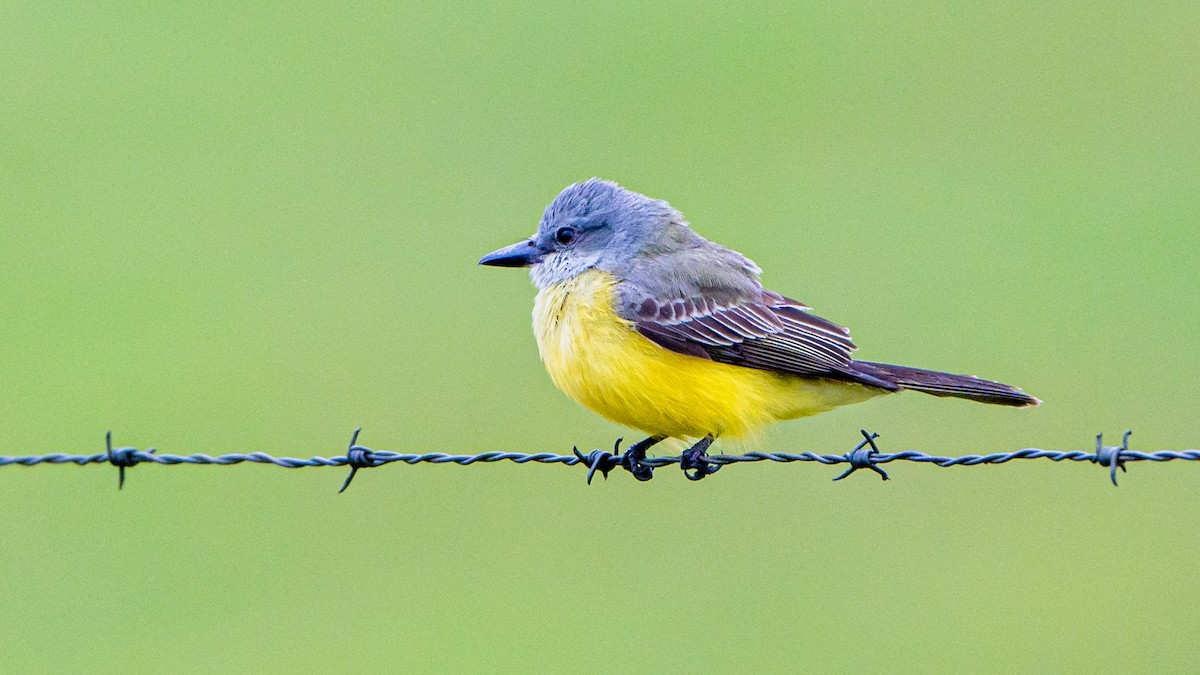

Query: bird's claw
[
  {"left": 681, "top": 449, "right": 720, "bottom": 481},
  {"left": 619, "top": 437, "right": 656, "bottom": 482},
  {"left": 681, "top": 435, "right": 720, "bottom": 481}
]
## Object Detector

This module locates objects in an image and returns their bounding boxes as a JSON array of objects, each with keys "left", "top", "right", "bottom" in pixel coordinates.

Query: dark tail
[{"left": 851, "top": 361, "right": 1040, "bottom": 408}]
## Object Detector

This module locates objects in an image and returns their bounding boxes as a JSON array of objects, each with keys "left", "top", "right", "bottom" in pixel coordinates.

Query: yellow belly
[{"left": 532, "top": 270, "right": 882, "bottom": 439}]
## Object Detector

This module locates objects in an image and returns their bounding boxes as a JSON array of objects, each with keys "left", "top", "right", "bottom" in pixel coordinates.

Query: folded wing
[{"left": 620, "top": 285, "right": 901, "bottom": 391}]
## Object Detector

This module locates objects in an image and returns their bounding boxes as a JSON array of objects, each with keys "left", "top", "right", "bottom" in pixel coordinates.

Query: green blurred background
[{"left": 2, "top": 2, "right": 1197, "bottom": 672}]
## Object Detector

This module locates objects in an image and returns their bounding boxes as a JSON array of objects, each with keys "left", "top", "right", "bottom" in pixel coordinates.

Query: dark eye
[{"left": 554, "top": 227, "right": 577, "bottom": 245}]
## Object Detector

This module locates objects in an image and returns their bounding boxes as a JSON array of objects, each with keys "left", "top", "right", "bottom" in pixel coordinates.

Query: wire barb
[
  {"left": 1094, "top": 430, "right": 1132, "bottom": 487},
  {"left": 573, "top": 439, "right": 621, "bottom": 485},
  {"left": 833, "top": 429, "right": 889, "bottom": 482},
  {"left": 339, "top": 428, "right": 381, "bottom": 493},
  {"left": 106, "top": 431, "right": 151, "bottom": 490}
]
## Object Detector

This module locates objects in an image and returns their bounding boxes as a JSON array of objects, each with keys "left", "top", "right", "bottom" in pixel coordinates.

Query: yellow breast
[{"left": 532, "top": 269, "right": 878, "bottom": 439}]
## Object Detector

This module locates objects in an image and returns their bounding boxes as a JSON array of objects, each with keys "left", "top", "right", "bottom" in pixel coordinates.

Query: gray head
[{"left": 478, "top": 178, "right": 705, "bottom": 288}]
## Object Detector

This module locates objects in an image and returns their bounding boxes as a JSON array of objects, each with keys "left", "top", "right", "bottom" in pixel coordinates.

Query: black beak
[{"left": 478, "top": 239, "right": 544, "bottom": 268}]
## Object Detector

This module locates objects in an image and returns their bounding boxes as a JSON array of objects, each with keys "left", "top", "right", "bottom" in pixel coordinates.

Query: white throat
[{"left": 529, "top": 252, "right": 602, "bottom": 290}]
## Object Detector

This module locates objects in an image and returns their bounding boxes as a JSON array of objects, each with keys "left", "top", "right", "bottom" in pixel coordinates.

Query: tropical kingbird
[{"left": 480, "top": 179, "right": 1038, "bottom": 480}]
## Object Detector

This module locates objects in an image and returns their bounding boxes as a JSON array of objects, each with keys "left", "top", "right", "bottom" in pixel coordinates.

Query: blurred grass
[{"left": 1, "top": 1, "right": 1198, "bottom": 673}]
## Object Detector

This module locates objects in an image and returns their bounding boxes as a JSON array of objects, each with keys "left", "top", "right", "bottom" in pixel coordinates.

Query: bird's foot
[
  {"left": 620, "top": 436, "right": 663, "bottom": 482},
  {"left": 681, "top": 435, "right": 720, "bottom": 481}
]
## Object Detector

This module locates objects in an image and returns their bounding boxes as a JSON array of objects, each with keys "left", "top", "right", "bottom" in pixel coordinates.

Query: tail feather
[{"left": 852, "top": 361, "right": 1040, "bottom": 408}]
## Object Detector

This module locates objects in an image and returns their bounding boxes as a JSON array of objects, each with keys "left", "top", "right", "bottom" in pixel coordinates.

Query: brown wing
[{"left": 627, "top": 290, "right": 900, "bottom": 390}]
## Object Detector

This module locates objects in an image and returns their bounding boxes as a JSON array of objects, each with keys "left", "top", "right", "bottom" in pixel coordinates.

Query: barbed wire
[{"left": 1, "top": 429, "right": 1197, "bottom": 492}]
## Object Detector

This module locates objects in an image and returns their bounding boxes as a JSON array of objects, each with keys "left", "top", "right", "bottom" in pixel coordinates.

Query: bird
[{"left": 479, "top": 178, "right": 1039, "bottom": 480}]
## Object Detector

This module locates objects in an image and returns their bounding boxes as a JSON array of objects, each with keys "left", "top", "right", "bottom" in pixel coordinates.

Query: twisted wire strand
[{"left": 1, "top": 429, "right": 1196, "bottom": 491}]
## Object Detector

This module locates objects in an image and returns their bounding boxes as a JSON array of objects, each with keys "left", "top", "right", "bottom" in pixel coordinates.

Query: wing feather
[
  {"left": 621, "top": 289, "right": 887, "bottom": 384},
  {"left": 613, "top": 246, "right": 896, "bottom": 389}
]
